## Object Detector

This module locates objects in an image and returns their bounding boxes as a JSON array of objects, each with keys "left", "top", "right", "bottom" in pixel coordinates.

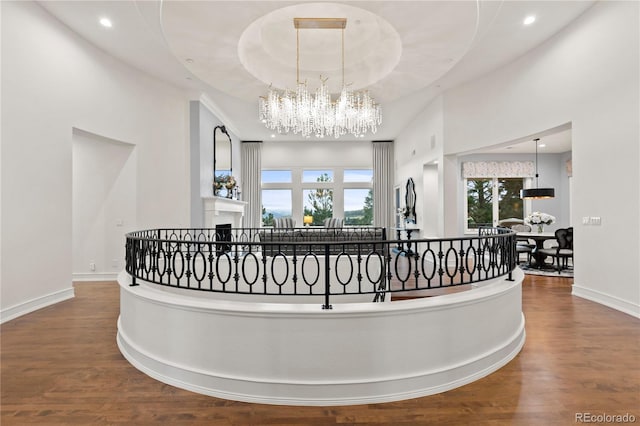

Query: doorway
[{"left": 72, "top": 128, "right": 136, "bottom": 280}]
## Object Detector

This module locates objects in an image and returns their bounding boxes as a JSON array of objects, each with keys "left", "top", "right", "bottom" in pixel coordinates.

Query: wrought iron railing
[{"left": 125, "top": 227, "right": 517, "bottom": 309}]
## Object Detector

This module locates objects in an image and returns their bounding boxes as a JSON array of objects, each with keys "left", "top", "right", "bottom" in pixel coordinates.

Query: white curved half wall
[{"left": 117, "top": 269, "right": 525, "bottom": 405}]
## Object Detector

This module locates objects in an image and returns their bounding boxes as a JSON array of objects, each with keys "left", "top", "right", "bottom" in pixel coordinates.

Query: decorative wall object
[
  {"left": 405, "top": 178, "right": 417, "bottom": 224},
  {"left": 213, "top": 125, "right": 232, "bottom": 194}
]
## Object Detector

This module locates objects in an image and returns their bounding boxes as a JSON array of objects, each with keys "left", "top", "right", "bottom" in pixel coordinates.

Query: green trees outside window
[
  {"left": 344, "top": 189, "right": 373, "bottom": 225},
  {"left": 467, "top": 178, "right": 524, "bottom": 229},
  {"left": 303, "top": 173, "right": 333, "bottom": 225},
  {"left": 467, "top": 178, "right": 493, "bottom": 229}
]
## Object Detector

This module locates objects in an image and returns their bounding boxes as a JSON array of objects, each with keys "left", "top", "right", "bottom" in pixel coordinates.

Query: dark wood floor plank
[{"left": 1, "top": 276, "right": 639, "bottom": 425}]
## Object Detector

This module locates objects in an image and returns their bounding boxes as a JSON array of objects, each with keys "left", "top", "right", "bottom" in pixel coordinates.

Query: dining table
[{"left": 516, "top": 231, "right": 558, "bottom": 269}]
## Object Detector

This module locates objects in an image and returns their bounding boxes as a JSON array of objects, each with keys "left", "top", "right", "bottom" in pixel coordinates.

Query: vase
[{"left": 537, "top": 224, "right": 544, "bottom": 233}]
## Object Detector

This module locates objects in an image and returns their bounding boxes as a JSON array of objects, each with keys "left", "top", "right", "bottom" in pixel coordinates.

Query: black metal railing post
[
  {"left": 322, "top": 244, "right": 332, "bottom": 310},
  {"left": 507, "top": 232, "right": 515, "bottom": 281}
]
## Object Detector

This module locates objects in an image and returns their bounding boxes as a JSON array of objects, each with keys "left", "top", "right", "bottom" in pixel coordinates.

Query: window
[
  {"left": 303, "top": 188, "right": 333, "bottom": 225},
  {"left": 261, "top": 168, "right": 373, "bottom": 227},
  {"left": 261, "top": 170, "right": 291, "bottom": 183},
  {"left": 261, "top": 189, "right": 292, "bottom": 227},
  {"left": 466, "top": 178, "right": 524, "bottom": 231},
  {"left": 303, "top": 170, "right": 333, "bottom": 182},
  {"left": 344, "top": 189, "right": 373, "bottom": 225},
  {"left": 497, "top": 178, "right": 524, "bottom": 221},
  {"left": 344, "top": 169, "right": 373, "bottom": 183},
  {"left": 467, "top": 178, "right": 493, "bottom": 229}
]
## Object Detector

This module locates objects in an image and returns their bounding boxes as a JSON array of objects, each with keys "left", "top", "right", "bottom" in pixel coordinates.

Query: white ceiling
[
  {"left": 462, "top": 124, "right": 573, "bottom": 155},
  {"left": 38, "top": 0, "right": 593, "bottom": 149}
]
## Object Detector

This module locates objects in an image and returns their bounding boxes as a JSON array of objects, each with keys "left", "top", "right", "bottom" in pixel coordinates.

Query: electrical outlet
[{"left": 89, "top": 262, "right": 96, "bottom": 271}]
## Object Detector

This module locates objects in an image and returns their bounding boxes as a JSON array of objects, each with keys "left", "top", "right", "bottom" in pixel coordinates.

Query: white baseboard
[
  {"left": 1, "top": 287, "right": 75, "bottom": 324},
  {"left": 72, "top": 272, "right": 118, "bottom": 282},
  {"left": 572, "top": 284, "right": 640, "bottom": 319}
]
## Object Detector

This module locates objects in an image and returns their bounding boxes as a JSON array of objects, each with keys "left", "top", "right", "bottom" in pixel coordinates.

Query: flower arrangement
[
  {"left": 214, "top": 174, "right": 236, "bottom": 189},
  {"left": 397, "top": 207, "right": 409, "bottom": 220},
  {"left": 214, "top": 174, "right": 236, "bottom": 197},
  {"left": 525, "top": 211, "right": 555, "bottom": 232}
]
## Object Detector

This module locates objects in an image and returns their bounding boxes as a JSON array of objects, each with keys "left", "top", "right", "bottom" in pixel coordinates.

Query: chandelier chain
[{"left": 342, "top": 28, "right": 345, "bottom": 87}]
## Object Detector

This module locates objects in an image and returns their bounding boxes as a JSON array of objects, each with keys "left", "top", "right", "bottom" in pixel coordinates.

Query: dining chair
[
  {"left": 512, "top": 224, "right": 534, "bottom": 264},
  {"left": 538, "top": 227, "right": 573, "bottom": 272}
]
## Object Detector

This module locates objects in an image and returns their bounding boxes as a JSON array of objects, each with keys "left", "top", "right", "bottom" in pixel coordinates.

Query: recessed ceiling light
[
  {"left": 185, "top": 58, "right": 194, "bottom": 64},
  {"left": 99, "top": 17, "right": 112, "bottom": 28},
  {"left": 523, "top": 15, "right": 536, "bottom": 26}
]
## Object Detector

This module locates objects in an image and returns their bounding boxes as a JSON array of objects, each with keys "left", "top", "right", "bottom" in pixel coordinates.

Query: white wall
[
  {"left": 262, "top": 140, "right": 372, "bottom": 169},
  {"left": 431, "top": 1, "right": 637, "bottom": 315},
  {"left": 1, "top": 2, "right": 190, "bottom": 321},
  {"left": 394, "top": 96, "right": 444, "bottom": 237},
  {"left": 421, "top": 164, "right": 438, "bottom": 237}
]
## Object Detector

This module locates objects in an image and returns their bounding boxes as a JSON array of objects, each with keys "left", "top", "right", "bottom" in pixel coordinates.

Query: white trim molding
[
  {"left": 0, "top": 287, "right": 75, "bottom": 324},
  {"left": 72, "top": 272, "right": 119, "bottom": 282},
  {"left": 572, "top": 284, "right": 640, "bottom": 319}
]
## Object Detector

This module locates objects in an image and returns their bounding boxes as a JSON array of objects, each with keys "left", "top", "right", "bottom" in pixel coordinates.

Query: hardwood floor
[{"left": 1, "top": 275, "right": 638, "bottom": 425}]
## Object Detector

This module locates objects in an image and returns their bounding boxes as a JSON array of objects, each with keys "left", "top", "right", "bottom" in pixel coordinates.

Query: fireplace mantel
[{"left": 203, "top": 196, "right": 247, "bottom": 228}]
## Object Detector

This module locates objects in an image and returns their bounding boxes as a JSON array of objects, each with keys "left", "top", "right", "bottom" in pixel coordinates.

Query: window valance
[{"left": 462, "top": 161, "right": 534, "bottom": 178}]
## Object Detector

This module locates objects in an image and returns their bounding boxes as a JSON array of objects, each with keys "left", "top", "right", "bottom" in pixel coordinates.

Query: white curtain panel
[
  {"left": 372, "top": 141, "right": 394, "bottom": 234},
  {"left": 241, "top": 141, "right": 262, "bottom": 228}
]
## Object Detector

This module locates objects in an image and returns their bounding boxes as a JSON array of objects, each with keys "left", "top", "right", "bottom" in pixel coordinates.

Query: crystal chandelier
[{"left": 259, "top": 18, "right": 381, "bottom": 139}]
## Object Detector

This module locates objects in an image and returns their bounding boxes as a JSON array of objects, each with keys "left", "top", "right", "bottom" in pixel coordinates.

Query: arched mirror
[
  {"left": 405, "top": 178, "right": 417, "bottom": 223},
  {"left": 213, "top": 125, "right": 232, "bottom": 195}
]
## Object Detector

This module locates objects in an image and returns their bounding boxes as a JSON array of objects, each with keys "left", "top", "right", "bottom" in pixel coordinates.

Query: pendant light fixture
[{"left": 520, "top": 138, "right": 555, "bottom": 199}]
